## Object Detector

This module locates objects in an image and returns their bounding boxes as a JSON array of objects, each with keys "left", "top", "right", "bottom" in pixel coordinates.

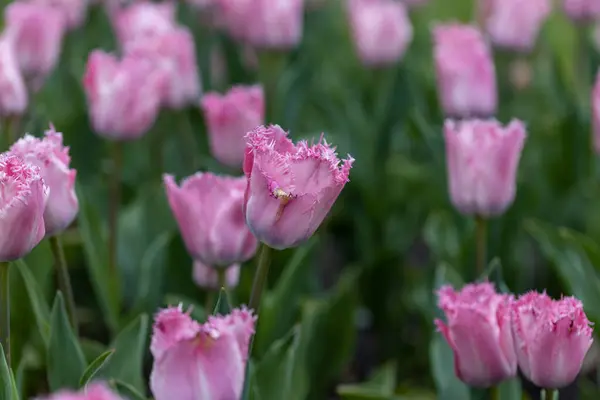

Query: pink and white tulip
[
  {"left": 435, "top": 282, "right": 517, "bottom": 387},
  {"left": 201, "top": 85, "right": 265, "bottom": 168},
  {"left": 0, "top": 35, "right": 27, "bottom": 116},
  {"left": 111, "top": 1, "right": 177, "bottom": 48},
  {"left": 433, "top": 24, "right": 497, "bottom": 118},
  {"left": 443, "top": 119, "right": 526, "bottom": 217},
  {"left": 36, "top": 382, "right": 124, "bottom": 400},
  {"left": 193, "top": 261, "right": 240, "bottom": 289},
  {"left": 243, "top": 125, "right": 353, "bottom": 249},
  {"left": 10, "top": 125, "right": 78, "bottom": 236},
  {"left": 164, "top": 173, "right": 258, "bottom": 266},
  {"left": 562, "top": 0, "right": 600, "bottom": 21},
  {"left": 27, "top": 0, "right": 88, "bottom": 29},
  {"left": 512, "top": 292, "right": 593, "bottom": 389},
  {"left": 150, "top": 305, "right": 256, "bottom": 400}
]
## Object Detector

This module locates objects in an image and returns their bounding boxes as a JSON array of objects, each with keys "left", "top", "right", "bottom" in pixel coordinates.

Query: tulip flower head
[
  {"left": 0, "top": 34, "right": 27, "bottom": 116},
  {"left": 150, "top": 305, "right": 256, "bottom": 400},
  {"left": 193, "top": 261, "right": 240, "bottom": 289},
  {"left": 435, "top": 282, "right": 517, "bottom": 387},
  {"left": 243, "top": 125, "right": 353, "bottom": 249},
  {"left": 562, "top": 0, "right": 600, "bottom": 21},
  {"left": 30, "top": 0, "right": 88, "bottom": 29},
  {"left": 111, "top": 1, "right": 178, "bottom": 48},
  {"left": 512, "top": 292, "right": 593, "bottom": 389},
  {"left": 36, "top": 382, "right": 124, "bottom": 400}
]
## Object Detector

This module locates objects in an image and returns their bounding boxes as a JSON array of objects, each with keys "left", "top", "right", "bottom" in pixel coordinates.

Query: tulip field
[{"left": 1, "top": 0, "right": 600, "bottom": 399}]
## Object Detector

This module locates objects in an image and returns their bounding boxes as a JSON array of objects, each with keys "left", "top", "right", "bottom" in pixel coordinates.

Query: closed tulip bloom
[
  {"left": 347, "top": 0, "right": 413, "bottom": 66},
  {"left": 435, "top": 282, "right": 517, "bottom": 387},
  {"left": 244, "top": 125, "right": 354, "bottom": 249},
  {"left": 562, "top": 0, "right": 600, "bottom": 21},
  {"left": 482, "top": 0, "right": 551, "bottom": 52},
  {"left": 512, "top": 292, "right": 593, "bottom": 389},
  {"left": 444, "top": 119, "right": 526, "bottom": 217},
  {"left": 83, "top": 50, "right": 165, "bottom": 140},
  {"left": 0, "top": 35, "right": 27, "bottom": 116},
  {"left": 201, "top": 85, "right": 265, "bottom": 168},
  {"left": 433, "top": 24, "right": 497, "bottom": 118},
  {"left": 10, "top": 126, "right": 78, "bottom": 236},
  {"left": 164, "top": 173, "right": 258, "bottom": 266},
  {"left": 193, "top": 261, "right": 240, "bottom": 289},
  {"left": 125, "top": 28, "right": 201, "bottom": 109},
  {"left": 593, "top": 71, "right": 600, "bottom": 153},
  {"left": 111, "top": 1, "right": 177, "bottom": 48},
  {"left": 36, "top": 382, "right": 124, "bottom": 400},
  {"left": 4, "top": 3, "right": 66, "bottom": 82},
  {"left": 0, "top": 153, "right": 48, "bottom": 261},
  {"left": 150, "top": 305, "right": 256, "bottom": 400}
]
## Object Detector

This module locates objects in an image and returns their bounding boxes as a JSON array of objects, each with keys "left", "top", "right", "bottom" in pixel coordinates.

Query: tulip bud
[
  {"left": 0, "top": 153, "right": 48, "bottom": 261},
  {"left": 201, "top": 85, "right": 265, "bottom": 168},
  {"left": 150, "top": 305, "right": 256, "bottom": 400},
  {"left": 10, "top": 125, "right": 78, "bottom": 237},
  {"left": 163, "top": 173, "right": 258, "bottom": 266},
  {"left": 347, "top": 0, "right": 413, "bottom": 67},
  {"left": 443, "top": 119, "right": 526, "bottom": 217},
  {"left": 111, "top": 1, "right": 177, "bottom": 48},
  {"left": 4, "top": 3, "right": 66, "bottom": 83},
  {"left": 37, "top": 382, "right": 124, "bottom": 400},
  {"left": 562, "top": 0, "right": 600, "bottom": 21},
  {"left": 0, "top": 35, "right": 27, "bottom": 117},
  {"left": 435, "top": 282, "right": 517, "bottom": 387},
  {"left": 433, "top": 24, "right": 497, "bottom": 118},
  {"left": 193, "top": 261, "right": 240, "bottom": 289},
  {"left": 83, "top": 50, "right": 165, "bottom": 141},
  {"left": 481, "top": 0, "right": 551, "bottom": 52},
  {"left": 512, "top": 292, "right": 593, "bottom": 389},
  {"left": 243, "top": 125, "right": 353, "bottom": 249}
]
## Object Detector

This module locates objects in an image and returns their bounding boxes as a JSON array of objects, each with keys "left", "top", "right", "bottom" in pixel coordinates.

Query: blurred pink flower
[
  {"left": 111, "top": 1, "right": 177, "bottom": 47},
  {"left": 193, "top": 261, "right": 240, "bottom": 289},
  {"left": 433, "top": 24, "right": 497, "bottom": 118},
  {"left": 512, "top": 292, "right": 593, "bottom": 388},
  {"left": 347, "top": 0, "right": 413, "bottom": 66},
  {"left": 435, "top": 282, "right": 517, "bottom": 387},
  {"left": 562, "top": 0, "right": 600, "bottom": 21},
  {"left": 163, "top": 173, "right": 258, "bottom": 266},
  {"left": 443, "top": 119, "right": 526, "bottom": 217},
  {"left": 150, "top": 305, "right": 256, "bottom": 400},
  {"left": 0, "top": 153, "right": 48, "bottom": 261},
  {"left": 201, "top": 85, "right": 264, "bottom": 168},
  {"left": 125, "top": 27, "right": 201, "bottom": 109},
  {"left": 243, "top": 125, "right": 353, "bottom": 249},
  {"left": 4, "top": 2, "right": 66, "bottom": 83},
  {"left": 37, "top": 382, "right": 124, "bottom": 400},
  {"left": 10, "top": 125, "right": 78, "bottom": 237},
  {"left": 27, "top": 0, "right": 88, "bottom": 29},
  {"left": 82, "top": 50, "right": 165, "bottom": 140},
  {"left": 593, "top": 71, "right": 600, "bottom": 153},
  {"left": 482, "top": 0, "right": 551, "bottom": 52},
  {"left": 0, "top": 35, "right": 27, "bottom": 116}
]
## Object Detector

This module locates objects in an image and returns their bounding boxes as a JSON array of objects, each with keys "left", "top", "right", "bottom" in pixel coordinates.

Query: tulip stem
[
  {"left": 108, "top": 142, "right": 122, "bottom": 280},
  {"left": 475, "top": 215, "right": 487, "bottom": 275},
  {"left": 49, "top": 235, "right": 78, "bottom": 335},
  {"left": 0, "top": 262, "right": 10, "bottom": 366},
  {"left": 217, "top": 268, "right": 227, "bottom": 289},
  {"left": 541, "top": 389, "right": 559, "bottom": 400},
  {"left": 249, "top": 244, "right": 272, "bottom": 312},
  {"left": 258, "top": 51, "right": 286, "bottom": 123}
]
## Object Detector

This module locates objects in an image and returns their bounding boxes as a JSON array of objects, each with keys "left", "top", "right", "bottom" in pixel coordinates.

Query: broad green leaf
[
  {"left": 47, "top": 292, "right": 86, "bottom": 391},
  {"left": 213, "top": 288, "right": 232, "bottom": 316},
  {"left": 337, "top": 362, "right": 397, "bottom": 400},
  {"left": 97, "top": 314, "right": 148, "bottom": 392},
  {"left": 13, "top": 260, "right": 50, "bottom": 346},
  {"left": 0, "top": 344, "right": 18, "bottom": 400},
  {"left": 252, "top": 329, "right": 297, "bottom": 400},
  {"left": 429, "top": 336, "right": 469, "bottom": 400},
  {"left": 110, "top": 379, "right": 147, "bottom": 400},
  {"left": 80, "top": 339, "right": 107, "bottom": 363},
  {"left": 79, "top": 349, "right": 114, "bottom": 387},
  {"left": 496, "top": 377, "right": 522, "bottom": 400},
  {"left": 134, "top": 232, "right": 172, "bottom": 313}
]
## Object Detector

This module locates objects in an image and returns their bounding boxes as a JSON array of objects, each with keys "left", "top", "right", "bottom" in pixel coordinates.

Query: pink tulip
[
  {"left": 435, "top": 282, "right": 517, "bottom": 387},
  {"left": 482, "top": 0, "right": 551, "bottom": 52},
  {"left": 10, "top": 125, "right": 78, "bottom": 237},
  {"left": 0, "top": 153, "right": 48, "bottom": 261},
  {"left": 150, "top": 305, "right": 256, "bottom": 400},
  {"left": 347, "top": 0, "right": 413, "bottom": 66},
  {"left": 443, "top": 119, "right": 526, "bottom": 217},
  {"left": 36, "top": 382, "right": 124, "bottom": 400},
  {"left": 201, "top": 85, "right": 264, "bottom": 168},
  {"left": 193, "top": 261, "right": 240, "bottom": 289},
  {"left": 0, "top": 35, "right": 27, "bottom": 116},
  {"left": 512, "top": 292, "right": 593, "bottom": 388},
  {"left": 125, "top": 27, "right": 201, "bottom": 109},
  {"left": 82, "top": 50, "right": 165, "bottom": 140},
  {"left": 243, "top": 125, "right": 353, "bottom": 249},
  {"left": 562, "top": 0, "right": 600, "bottom": 21},
  {"left": 163, "top": 173, "right": 258, "bottom": 266},
  {"left": 28, "top": 0, "right": 88, "bottom": 29},
  {"left": 4, "top": 3, "right": 66, "bottom": 82},
  {"left": 433, "top": 24, "right": 497, "bottom": 118},
  {"left": 111, "top": 1, "right": 177, "bottom": 48}
]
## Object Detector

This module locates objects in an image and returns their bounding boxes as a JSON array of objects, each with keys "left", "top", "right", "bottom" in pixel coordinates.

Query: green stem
[
  {"left": 0, "top": 262, "right": 10, "bottom": 367},
  {"left": 49, "top": 235, "right": 78, "bottom": 335},
  {"left": 178, "top": 110, "right": 199, "bottom": 172},
  {"left": 217, "top": 267, "right": 227, "bottom": 289},
  {"left": 2, "top": 116, "right": 18, "bottom": 150},
  {"left": 108, "top": 142, "right": 122, "bottom": 280},
  {"left": 258, "top": 51, "right": 287, "bottom": 123},
  {"left": 249, "top": 244, "right": 272, "bottom": 312},
  {"left": 541, "top": 388, "right": 559, "bottom": 400},
  {"left": 475, "top": 215, "right": 487, "bottom": 275}
]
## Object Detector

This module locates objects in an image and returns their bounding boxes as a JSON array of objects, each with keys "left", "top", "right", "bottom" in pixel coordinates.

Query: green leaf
[
  {"left": 79, "top": 349, "right": 115, "bottom": 387},
  {"left": 110, "top": 379, "right": 147, "bottom": 400},
  {"left": 13, "top": 259, "right": 50, "bottom": 346},
  {"left": 0, "top": 344, "right": 18, "bottom": 400},
  {"left": 47, "top": 292, "right": 86, "bottom": 391},
  {"left": 429, "top": 335, "right": 470, "bottom": 400},
  {"left": 134, "top": 232, "right": 172, "bottom": 313},
  {"left": 337, "top": 362, "right": 397, "bottom": 400},
  {"left": 97, "top": 314, "right": 148, "bottom": 392},
  {"left": 77, "top": 187, "right": 120, "bottom": 333},
  {"left": 479, "top": 258, "right": 510, "bottom": 293},
  {"left": 213, "top": 287, "right": 232, "bottom": 315},
  {"left": 496, "top": 377, "right": 522, "bottom": 400},
  {"left": 252, "top": 329, "right": 298, "bottom": 400}
]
